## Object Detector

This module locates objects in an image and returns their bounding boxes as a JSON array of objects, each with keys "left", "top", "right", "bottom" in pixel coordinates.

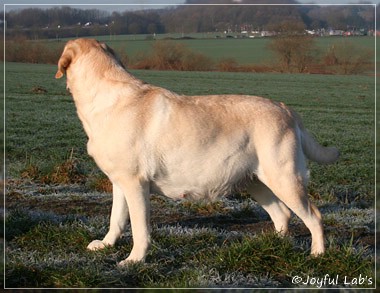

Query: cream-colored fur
[{"left": 56, "top": 38, "right": 339, "bottom": 265}]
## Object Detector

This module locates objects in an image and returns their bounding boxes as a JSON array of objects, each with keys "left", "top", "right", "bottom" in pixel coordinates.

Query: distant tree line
[
  {"left": 3, "top": 7, "right": 165, "bottom": 39},
  {"left": 2, "top": 0, "right": 376, "bottom": 39}
]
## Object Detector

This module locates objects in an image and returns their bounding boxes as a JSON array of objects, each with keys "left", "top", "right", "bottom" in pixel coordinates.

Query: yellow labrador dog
[{"left": 55, "top": 38, "right": 339, "bottom": 265}]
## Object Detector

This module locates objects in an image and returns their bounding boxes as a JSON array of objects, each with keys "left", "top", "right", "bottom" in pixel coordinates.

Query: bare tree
[
  {"left": 324, "top": 41, "right": 373, "bottom": 74},
  {"left": 147, "top": 23, "right": 157, "bottom": 35},
  {"left": 128, "top": 23, "right": 141, "bottom": 39},
  {"left": 268, "top": 21, "right": 317, "bottom": 73}
]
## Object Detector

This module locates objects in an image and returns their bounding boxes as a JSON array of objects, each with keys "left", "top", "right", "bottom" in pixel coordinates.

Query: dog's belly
[
  {"left": 149, "top": 155, "right": 257, "bottom": 201},
  {"left": 148, "top": 130, "right": 259, "bottom": 201},
  {"left": 150, "top": 179, "right": 229, "bottom": 201},
  {"left": 150, "top": 179, "right": 232, "bottom": 201}
]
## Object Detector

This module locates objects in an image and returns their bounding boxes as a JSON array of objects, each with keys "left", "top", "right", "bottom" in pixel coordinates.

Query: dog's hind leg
[
  {"left": 256, "top": 135, "right": 325, "bottom": 255},
  {"left": 246, "top": 180, "right": 292, "bottom": 235},
  {"left": 258, "top": 170, "right": 324, "bottom": 255},
  {"left": 87, "top": 183, "right": 130, "bottom": 250}
]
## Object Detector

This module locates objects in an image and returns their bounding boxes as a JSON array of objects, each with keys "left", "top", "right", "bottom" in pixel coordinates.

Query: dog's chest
[{"left": 86, "top": 137, "right": 120, "bottom": 175}]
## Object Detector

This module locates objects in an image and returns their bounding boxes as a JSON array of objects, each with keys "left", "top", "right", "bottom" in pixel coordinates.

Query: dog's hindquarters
[{"left": 251, "top": 122, "right": 326, "bottom": 255}]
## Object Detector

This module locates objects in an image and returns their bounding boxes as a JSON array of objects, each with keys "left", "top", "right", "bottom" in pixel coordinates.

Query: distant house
[
  {"left": 329, "top": 29, "right": 344, "bottom": 36},
  {"left": 261, "top": 31, "right": 276, "bottom": 37}
]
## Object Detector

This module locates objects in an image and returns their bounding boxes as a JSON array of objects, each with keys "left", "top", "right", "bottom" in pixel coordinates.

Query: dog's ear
[
  {"left": 100, "top": 42, "right": 109, "bottom": 51},
  {"left": 55, "top": 43, "right": 76, "bottom": 79},
  {"left": 99, "top": 41, "right": 126, "bottom": 69},
  {"left": 100, "top": 42, "right": 117, "bottom": 58}
]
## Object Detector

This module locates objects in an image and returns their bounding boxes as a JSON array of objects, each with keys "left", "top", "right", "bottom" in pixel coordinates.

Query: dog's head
[{"left": 55, "top": 38, "right": 123, "bottom": 79}]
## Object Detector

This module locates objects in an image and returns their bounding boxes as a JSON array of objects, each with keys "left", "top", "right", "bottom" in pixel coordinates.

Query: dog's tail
[
  {"left": 287, "top": 106, "right": 339, "bottom": 164},
  {"left": 300, "top": 129, "right": 339, "bottom": 164}
]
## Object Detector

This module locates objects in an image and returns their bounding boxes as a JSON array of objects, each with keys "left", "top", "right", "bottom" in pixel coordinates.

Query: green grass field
[
  {"left": 39, "top": 35, "right": 375, "bottom": 65},
  {"left": 4, "top": 62, "right": 376, "bottom": 288}
]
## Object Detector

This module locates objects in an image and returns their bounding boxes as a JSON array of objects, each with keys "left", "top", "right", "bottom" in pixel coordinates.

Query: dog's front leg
[
  {"left": 87, "top": 183, "right": 129, "bottom": 250},
  {"left": 117, "top": 177, "right": 151, "bottom": 266}
]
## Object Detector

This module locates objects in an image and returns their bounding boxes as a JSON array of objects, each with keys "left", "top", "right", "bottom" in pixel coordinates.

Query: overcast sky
[{"left": 3, "top": 0, "right": 379, "bottom": 12}]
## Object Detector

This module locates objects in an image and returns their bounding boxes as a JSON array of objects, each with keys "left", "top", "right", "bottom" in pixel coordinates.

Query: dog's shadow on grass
[
  {"left": 4, "top": 208, "right": 85, "bottom": 241},
  {"left": 156, "top": 212, "right": 274, "bottom": 236}
]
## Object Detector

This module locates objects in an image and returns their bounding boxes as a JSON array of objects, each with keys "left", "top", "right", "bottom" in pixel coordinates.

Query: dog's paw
[
  {"left": 117, "top": 258, "right": 142, "bottom": 267},
  {"left": 87, "top": 240, "right": 109, "bottom": 251},
  {"left": 117, "top": 254, "right": 146, "bottom": 267},
  {"left": 117, "top": 259, "right": 133, "bottom": 267}
]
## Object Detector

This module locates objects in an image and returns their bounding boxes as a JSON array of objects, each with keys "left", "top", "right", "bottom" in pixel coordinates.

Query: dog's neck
[
  {"left": 67, "top": 61, "right": 144, "bottom": 137},
  {"left": 68, "top": 59, "right": 140, "bottom": 103}
]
